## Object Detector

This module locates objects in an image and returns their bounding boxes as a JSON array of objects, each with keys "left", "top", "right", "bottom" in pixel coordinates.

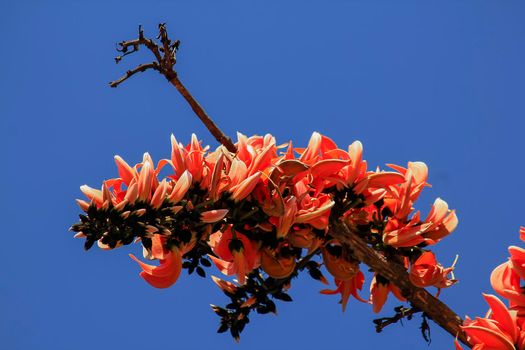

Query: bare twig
[
  {"left": 109, "top": 62, "right": 159, "bottom": 88},
  {"left": 168, "top": 75, "right": 239, "bottom": 154},
  {"left": 373, "top": 306, "right": 421, "bottom": 333},
  {"left": 110, "top": 24, "right": 237, "bottom": 153}
]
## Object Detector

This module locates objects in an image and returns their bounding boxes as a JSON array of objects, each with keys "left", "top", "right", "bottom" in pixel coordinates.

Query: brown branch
[
  {"left": 330, "top": 221, "right": 470, "bottom": 347},
  {"left": 109, "top": 24, "right": 237, "bottom": 153},
  {"left": 168, "top": 75, "right": 237, "bottom": 153},
  {"left": 109, "top": 62, "right": 160, "bottom": 88}
]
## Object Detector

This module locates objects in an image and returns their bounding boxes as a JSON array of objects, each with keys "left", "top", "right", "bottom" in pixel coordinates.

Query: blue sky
[{"left": 1, "top": 1, "right": 524, "bottom": 349}]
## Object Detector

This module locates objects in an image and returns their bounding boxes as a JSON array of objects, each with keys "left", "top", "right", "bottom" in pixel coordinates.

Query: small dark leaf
[
  {"left": 196, "top": 266, "right": 206, "bottom": 278},
  {"left": 257, "top": 306, "right": 270, "bottom": 314},
  {"left": 70, "top": 223, "right": 83, "bottom": 232},
  {"left": 273, "top": 292, "right": 292, "bottom": 302},
  {"left": 230, "top": 327, "right": 240, "bottom": 342},
  {"left": 200, "top": 258, "right": 212, "bottom": 267},
  {"left": 211, "top": 305, "right": 228, "bottom": 317},
  {"left": 217, "top": 323, "right": 229, "bottom": 333},
  {"left": 308, "top": 267, "right": 323, "bottom": 281},
  {"left": 237, "top": 319, "right": 247, "bottom": 333},
  {"left": 84, "top": 239, "right": 95, "bottom": 251},
  {"left": 420, "top": 314, "right": 431, "bottom": 344},
  {"left": 266, "top": 300, "right": 276, "bottom": 314}
]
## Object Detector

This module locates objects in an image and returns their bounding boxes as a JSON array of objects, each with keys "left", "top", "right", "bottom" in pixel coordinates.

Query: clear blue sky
[{"left": 2, "top": 1, "right": 524, "bottom": 349}]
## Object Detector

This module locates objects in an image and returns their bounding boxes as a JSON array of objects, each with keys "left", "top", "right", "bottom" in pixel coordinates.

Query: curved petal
[
  {"left": 169, "top": 170, "right": 192, "bottom": 204},
  {"left": 310, "top": 159, "right": 348, "bottom": 179},
  {"left": 462, "top": 325, "right": 515, "bottom": 350},
  {"left": 482, "top": 293, "right": 518, "bottom": 343},
  {"left": 230, "top": 172, "right": 262, "bottom": 202},
  {"left": 114, "top": 155, "right": 137, "bottom": 186},
  {"left": 367, "top": 172, "right": 406, "bottom": 188},
  {"left": 201, "top": 209, "right": 229, "bottom": 223},
  {"left": 508, "top": 246, "right": 525, "bottom": 281},
  {"left": 131, "top": 248, "right": 182, "bottom": 289}
]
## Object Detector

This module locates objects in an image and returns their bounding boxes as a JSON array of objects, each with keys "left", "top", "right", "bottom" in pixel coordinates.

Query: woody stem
[
  {"left": 166, "top": 73, "right": 237, "bottom": 153},
  {"left": 330, "top": 221, "right": 470, "bottom": 347}
]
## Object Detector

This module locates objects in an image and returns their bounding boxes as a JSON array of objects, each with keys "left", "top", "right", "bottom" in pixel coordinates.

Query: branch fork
[{"left": 110, "top": 24, "right": 237, "bottom": 153}]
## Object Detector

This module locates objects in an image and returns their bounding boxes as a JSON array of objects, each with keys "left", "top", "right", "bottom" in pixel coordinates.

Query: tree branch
[
  {"left": 330, "top": 221, "right": 470, "bottom": 347},
  {"left": 109, "top": 62, "right": 160, "bottom": 88},
  {"left": 110, "top": 24, "right": 237, "bottom": 153},
  {"left": 168, "top": 75, "right": 238, "bottom": 154}
]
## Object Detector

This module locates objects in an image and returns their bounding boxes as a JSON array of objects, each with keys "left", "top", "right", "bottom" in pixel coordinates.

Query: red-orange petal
[
  {"left": 482, "top": 293, "right": 518, "bottom": 343},
  {"left": 461, "top": 325, "right": 515, "bottom": 350}
]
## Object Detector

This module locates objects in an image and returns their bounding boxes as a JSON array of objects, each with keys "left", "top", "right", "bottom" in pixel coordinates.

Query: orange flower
[
  {"left": 409, "top": 251, "right": 456, "bottom": 290},
  {"left": 129, "top": 234, "right": 183, "bottom": 289},
  {"left": 186, "top": 134, "right": 206, "bottom": 182},
  {"left": 343, "top": 140, "right": 366, "bottom": 187},
  {"left": 459, "top": 294, "right": 519, "bottom": 350},
  {"left": 208, "top": 226, "right": 260, "bottom": 284},
  {"left": 520, "top": 226, "right": 525, "bottom": 243},
  {"left": 508, "top": 245, "right": 525, "bottom": 281},
  {"left": 260, "top": 248, "right": 296, "bottom": 279},
  {"left": 287, "top": 227, "right": 322, "bottom": 253},
  {"left": 422, "top": 198, "right": 458, "bottom": 244},
  {"left": 490, "top": 261, "right": 525, "bottom": 312},
  {"left": 236, "top": 132, "right": 277, "bottom": 173},
  {"left": 320, "top": 271, "right": 367, "bottom": 312},
  {"left": 170, "top": 134, "right": 187, "bottom": 177},
  {"left": 299, "top": 132, "right": 338, "bottom": 164},
  {"left": 168, "top": 170, "right": 193, "bottom": 204},
  {"left": 229, "top": 172, "right": 262, "bottom": 202},
  {"left": 272, "top": 197, "right": 298, "bottom": 239},
  {"left": 81, "top": 152, "right": 179, "bottom": 212},
  {"left": 384, "top": 161, "right": 429, "bottom": 220},
  {"left": 322, "top": 240, "right": 360, "bottom": 281},
  {"left": 369, "top": 274, "right": 406, "bottom": 313},
  {"left": 382, "top": 215, "right": 432, "bottom": 248},
  {"left": 293, "top": 178, "right": 334, "bottom": 229},
  {"left": 382, "top": 198, "right": 458, "bottom": 248}
]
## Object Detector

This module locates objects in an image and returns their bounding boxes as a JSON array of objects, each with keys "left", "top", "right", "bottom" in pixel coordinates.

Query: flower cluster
[
  {"left": 455, "top": 227, "right": 525, "bottom": 350},
  {"left": 70, "top": 132, "right": 458, "bottom": 339}
]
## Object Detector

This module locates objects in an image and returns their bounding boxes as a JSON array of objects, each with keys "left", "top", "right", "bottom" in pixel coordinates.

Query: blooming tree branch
[{"left": 68, "top": 23, "right": 517, "bottom": 349}]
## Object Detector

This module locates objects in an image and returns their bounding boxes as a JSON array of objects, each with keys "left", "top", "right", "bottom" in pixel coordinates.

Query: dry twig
[
  {"left": 373, "top": 306, "right": 421, "bottom": 333},
  {"left": 110, "top": 24, "right": 237, "bottom": 153}
]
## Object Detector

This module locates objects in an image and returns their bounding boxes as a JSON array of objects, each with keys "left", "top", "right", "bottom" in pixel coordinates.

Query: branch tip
[{"left": 110, "top": 24, "right": 237, "bottom": 152}]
